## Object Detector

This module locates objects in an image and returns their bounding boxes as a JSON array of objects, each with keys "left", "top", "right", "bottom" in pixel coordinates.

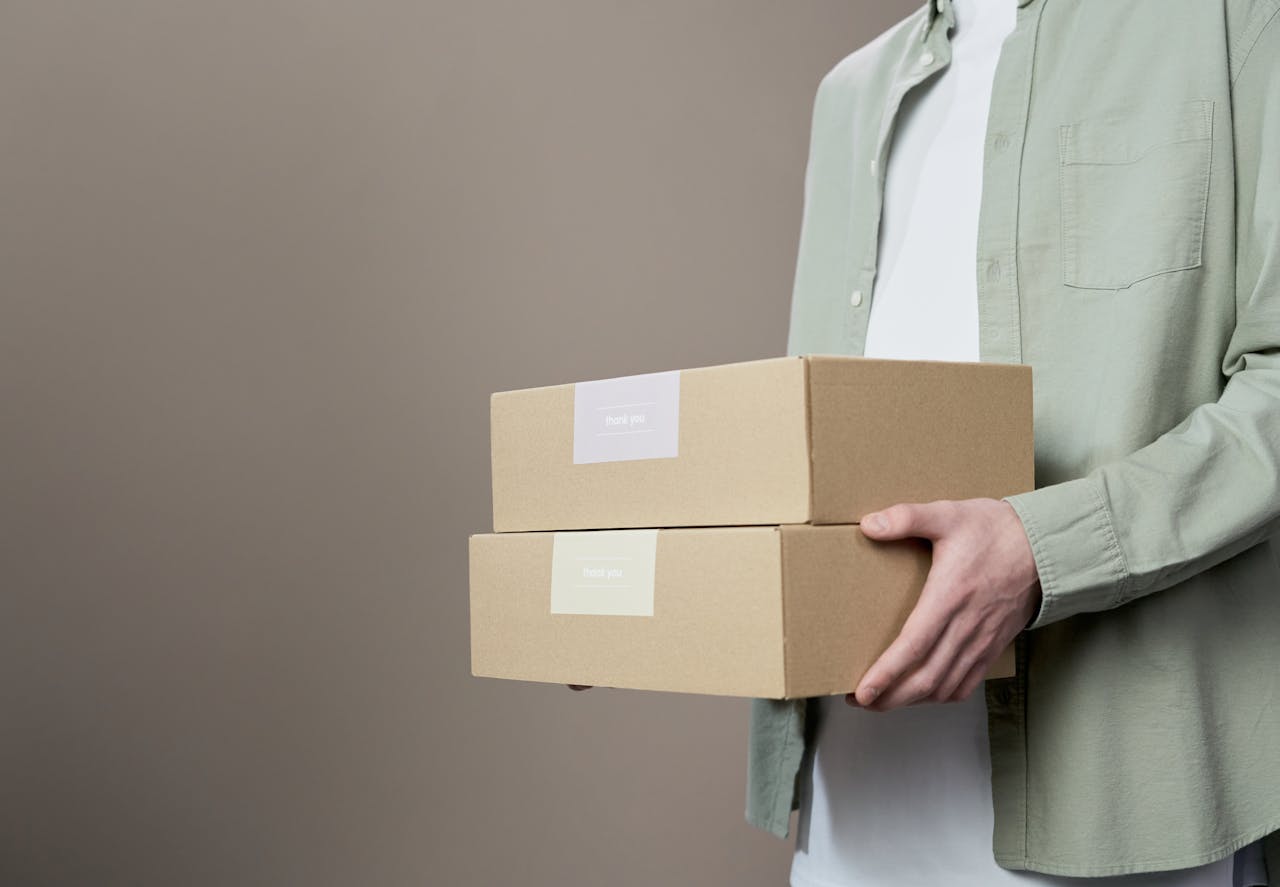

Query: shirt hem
[{"left": 993, "top": 820, "right": 1279, "bottom": 878}]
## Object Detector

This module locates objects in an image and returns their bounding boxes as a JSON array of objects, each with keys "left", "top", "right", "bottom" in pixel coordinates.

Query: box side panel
[
  {"left": 779, "top": 524, "right": 1016, "bottom": 698},
  {"left": 489, "top": 357, "right": 812, "bottom": 532},
  {"left": 469, "top": 528, "right": 787, "bottom": 697},
  {"left": 805, "top": 356, "right": 1034, "bottom": 523},
  {"left": 780, "top": 524, "right": 928, "bottom": 698},
  {"left": 802, "top": 356, "right": 816, "bottom": 524}
]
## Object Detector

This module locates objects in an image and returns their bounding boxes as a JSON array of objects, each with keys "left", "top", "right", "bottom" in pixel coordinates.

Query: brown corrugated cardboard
[
  {"left": 469, "top": 524, "right": 1016, "bottom": 699},
  {"left": 490, "top": 355, "right": 1033, "bottom": 532}
]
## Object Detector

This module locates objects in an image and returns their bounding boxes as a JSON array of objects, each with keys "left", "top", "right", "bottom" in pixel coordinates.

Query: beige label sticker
[{"left": 550, "top": 530, "right": 659, "bottom": 617}]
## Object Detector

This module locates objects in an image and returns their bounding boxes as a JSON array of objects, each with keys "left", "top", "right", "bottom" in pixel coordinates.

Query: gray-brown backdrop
[{"left": 1, "top": 2, "right": 917, "bottom": 885}]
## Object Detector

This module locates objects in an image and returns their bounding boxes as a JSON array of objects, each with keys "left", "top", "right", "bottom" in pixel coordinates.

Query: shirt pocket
[{"left": 1058, "top": 98, "right": 1214, "bottom": 290}]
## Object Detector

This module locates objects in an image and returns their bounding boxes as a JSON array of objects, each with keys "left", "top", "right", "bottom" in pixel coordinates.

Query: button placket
[
  {"left": 974, "top": 3, "right": 1044, "bottom": 365},
  {"left": 850, "top": 17, "right": 952, "bottom": 351}
]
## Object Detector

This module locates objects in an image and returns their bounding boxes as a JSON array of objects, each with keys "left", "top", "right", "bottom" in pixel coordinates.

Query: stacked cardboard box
[{"left": 470, "top": 355, "right": 1034, "bottom": 698}]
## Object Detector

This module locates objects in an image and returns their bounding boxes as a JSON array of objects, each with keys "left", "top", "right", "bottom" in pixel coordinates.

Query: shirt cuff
[{"left": 1002, "top": 475, "right": 1130, "bottom": 630}]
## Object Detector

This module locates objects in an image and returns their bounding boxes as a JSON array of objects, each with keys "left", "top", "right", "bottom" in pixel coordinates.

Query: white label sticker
[
  {"left": 573, "top": 370, "right": 680, "bottom": 464},
  {"left": 551, "top": 530, "right": 659, "bottom": 617}
]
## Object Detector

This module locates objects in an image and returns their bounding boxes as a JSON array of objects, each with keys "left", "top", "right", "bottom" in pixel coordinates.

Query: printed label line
[{"left": 596, "top": 401, "right": 658, "bottom": 411}]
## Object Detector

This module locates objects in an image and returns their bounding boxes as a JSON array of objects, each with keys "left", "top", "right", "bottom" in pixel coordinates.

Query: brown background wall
[{"left": 1, "top": 2, "right": 917, "bottom": 884}]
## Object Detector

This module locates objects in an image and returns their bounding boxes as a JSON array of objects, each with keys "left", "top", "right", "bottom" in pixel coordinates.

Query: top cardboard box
[{"left": 490, "top": 355, "right": 1033, "bottom": 533}]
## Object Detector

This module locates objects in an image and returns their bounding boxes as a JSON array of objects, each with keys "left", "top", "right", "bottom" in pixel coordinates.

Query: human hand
[{"left": 847, "top": 498, "right": 1041, "bottom": 712}]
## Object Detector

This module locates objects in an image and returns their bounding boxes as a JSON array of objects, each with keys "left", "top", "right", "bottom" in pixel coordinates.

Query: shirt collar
[{"left": 924, "top": 0, "right": 1033, "bottom": 42}]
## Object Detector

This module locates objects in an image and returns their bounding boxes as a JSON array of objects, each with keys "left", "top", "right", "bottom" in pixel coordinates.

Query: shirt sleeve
[{"left": 1006, "top": 7, "right": 1280, "bottom": 631}]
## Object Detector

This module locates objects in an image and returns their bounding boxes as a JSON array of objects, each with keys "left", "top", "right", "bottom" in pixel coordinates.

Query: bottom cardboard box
[{"left": 469, "top": 524, "right": 1016, "bottom": 698}]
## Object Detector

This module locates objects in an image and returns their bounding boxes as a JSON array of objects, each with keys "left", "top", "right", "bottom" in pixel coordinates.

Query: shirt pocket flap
[{"left": 1059, "top": 99, "right": 1214, "bottom": 165}]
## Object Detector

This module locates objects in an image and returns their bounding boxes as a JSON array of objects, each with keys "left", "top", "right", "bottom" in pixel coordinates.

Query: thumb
[{"left": 859, "top": 502, "right": 950, "bottom": 541}]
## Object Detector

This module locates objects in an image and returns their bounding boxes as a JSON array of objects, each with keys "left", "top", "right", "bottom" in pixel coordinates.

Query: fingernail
[
  {"left": 862, "top": 686, "right": 879, "bottom": 703},
  {"left": 865, "top": 513, "right": 887, "bottom": 532}
]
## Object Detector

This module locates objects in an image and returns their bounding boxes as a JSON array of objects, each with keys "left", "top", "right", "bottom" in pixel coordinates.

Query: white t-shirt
[{"left": 788, "top": 1, "right": 1270, "bottom": 885}]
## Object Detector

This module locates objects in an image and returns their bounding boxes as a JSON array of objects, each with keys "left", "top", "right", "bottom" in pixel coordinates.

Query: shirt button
[
  {"left": 849, "top": 289, "right": 864, "bottom": 308},
  {"left": 869, "top": 157, "right": 878, "bottom": 176},
  {"left": 985, "top": 258, "right": 1003, "bottom": 282},
  {"left": 920, "top": 50, "right": 935, "bottom": 67},
  {"left": 994, "top": 684, "right": 1013, "bottom": 705},
  {"left": 993, "top": 132, "right": 1011, "bottom": 152}
]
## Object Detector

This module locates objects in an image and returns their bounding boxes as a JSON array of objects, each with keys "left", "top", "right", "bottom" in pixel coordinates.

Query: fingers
[
  {"left": 950, "top": 658, "right": 990, "bottom": 703},
  {"left": 852, "top": 576, "right": 954, "bottom": 706},
  {"left": 864, "top": 611, "right": 972, "bottom": 710},
  {"left": 849, "top": 497, "right": 1027, "bottom": 711},
  {"left": 932, "top": 642, "right": 991, "bottom": 702},
  {"left": 860, "top": 500, "right": 957, "bottom": 542},
  {"left": 567, "top": 685, "right": 593, "bottom": 691}
]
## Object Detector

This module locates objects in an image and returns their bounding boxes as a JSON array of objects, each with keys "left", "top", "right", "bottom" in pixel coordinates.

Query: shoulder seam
[{"left": 821, "top": 5, "right": 929, "bottom": 88}]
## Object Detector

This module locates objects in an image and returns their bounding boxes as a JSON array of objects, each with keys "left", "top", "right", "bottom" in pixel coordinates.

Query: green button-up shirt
[{"left": 747, "top": 0, "right": 1280, "bottom": 877}]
